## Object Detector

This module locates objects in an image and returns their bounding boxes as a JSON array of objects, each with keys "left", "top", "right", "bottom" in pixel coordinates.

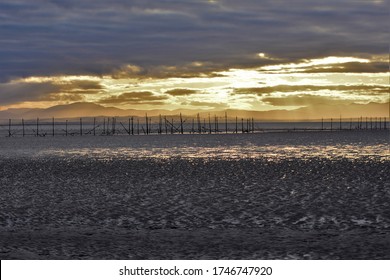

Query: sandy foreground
[{"left": 0, "top": 131, "right": 389, "bottom": 259}]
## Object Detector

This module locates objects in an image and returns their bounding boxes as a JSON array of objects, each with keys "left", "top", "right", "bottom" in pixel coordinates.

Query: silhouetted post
[
  {"left": 80, "top": 118, "right": 83, "bottom": 136},
  {"left": 65, "top": 120, "right": 68, "bottom": 136},
  {"left": 241, "top": 118, "right": 244, "bottom": 133},
  {"left": 379, "top": 117, "right": 382, "bottom": 130},
  {"left": 145, "top": 114, "right": 148, "bottom": 135},
  {"left": 159, "top": 115, "right": 162, "bottom": 134},
  {"left": 321, "top": 118, "right": 324, "bottom": 130},
  {"left": 225, "top": 112, "right": 228, "bottom": 134},
  {"left": 137, "top": 118, "right": 140, "bottom": 135},
  {"left": 350, "top": 118, "right": 352, "bottom": 130},
  {"left": 366, "top": 117, "right": 368, "bottom": 130},
  {"left": 339, "top": 116, "right": 342, "bottom": 130},
  {"left": 180, "top": 113, "right": 184, "bottom": 134},
  {"left": 330, "top": 118, "right": 333, "bottom": 131},
  {"left": 103, "top": 118, "right": 106, "bottom": 134},
  {"left": 370, "top": 117, "right": 372, "bottom": 130},
  {"left": 107, "top": 118, "right": 110, "bottom": 135},
  {"left": 191, "top": 118, "right": 194, "bottom": 134},
  {"left": 8, "top": 119, "right": 11, "bottom": 137},
  {"left": 52, "top": 117, "right": 55, "bottom": 136},
  {"left": 131, "top": 117, "right": 134, "bottom": 135},
  {"left": 197, "top": 113, "right": 201, "bottom": 134},
  {"left": 208, "top": 114, "right": 212, "bottom": 134},
  {"left": 22, "top": 118, "right": 25, "bottom": 137},
  {"left": 164, "top": 116, "right": 168, "bottom": 134},
  {"left": 94, "top": 117, "right": 96, "bottom": 136},
  {"left": 36, "top": 118, "right": 39, "bottom": 137},
  {"left": 235, "top": 116, "right": 238, "bottom": 133},
  {"left": 375, "top": 117, "right": 378, "bottom": 129}
]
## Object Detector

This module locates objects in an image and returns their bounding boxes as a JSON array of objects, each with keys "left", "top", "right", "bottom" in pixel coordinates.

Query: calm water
[{"left": 1, "top": 130, "right": 388, "bottom": 161}]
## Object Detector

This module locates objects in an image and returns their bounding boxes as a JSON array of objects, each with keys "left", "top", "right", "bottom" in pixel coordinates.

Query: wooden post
[
  {"left": 8, "top": 119, "right": 11, "bottom": 137},
  {"left": 36, "top": 118, "right": 39, "bottom": 137},
  {"left": 214, "top": 115, "right": 217, "bottom": 133},
  {"left": 339, "top": 116, "right": 342, "bottom": 130},
  {"left": 370, "top": 117, "right": 372, "bottom": 130},
  {"left": 94, "top": 117, "right": 96, "bottom": 136},
  {"left": 208, "top": 114, "right": 211, "bottom": 134},
  {"left": 180, "top": 113, "right": 184, "bottom": 134},
  {"left": 252, "top": 118, "right": 254, "bottom": 133},
  {"left": 321, "top": 118, "right": 324, "bottom": 130},
  {"left": 164, "top": 116, "right": 168, "bottom": 134},
  {"left": 65, "top": 120, "right": 68, "bottom": 136},
  {"left": 22, "top": 118, "right": 25, "bottom": 137},
  {"left": 379, "top": 117, "right": 382, "bottom": 130},
  {"left": 241, "top": 118, "right": 244, "bottom": 133},
  {"left": 366, "top": 117, "right": 368, "bottom": 130},
  {"left": 137, "top": 118, "right": 140, "bottom": 135},
  {"left": 159, "top": 115, "right": 162, "bottom": 134},
  {"left": 225, "top": 112, "right": 228, "bottom": 134},
  {"left": 52, "top": 117, "right": 55, "bottom": 136},
  {"left": 145, "top": 114, "right": 148, "bottom": 135},
  {"left": 107, "top": 118, "right": 110, "bottom": 135},
  {"left": 103, "top": 118, "right": 106, "bottom": 134},
  {"left": 80, "top": 118, "right": 83, "bottom": 136},
  {"left": 131, "top": 117, "right": 134, "bottom": 135},
  {"left": 197, "top": 113, "right": 201, "bottom": 134},
  {"left": 235, "top": 116, "right": 238, "bottom": 133}
]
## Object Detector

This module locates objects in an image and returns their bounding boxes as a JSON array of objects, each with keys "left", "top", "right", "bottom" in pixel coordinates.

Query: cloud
[
  {"left": 262, "top": 94, "right": 353, "bottom": 106},
  {"left": 184, "top": 101, "right": 227, "bottom": 109},
  {"left": 98, "top": 91, "right": 168, "bottom": 105},
  {"left": 0, "top": 81, "right": 59, "bottom": 105},
  {"left": 165, "top": 88, "right": 199, "bottom": 96},
  {"left": 233, "top": 85, "right": 389, "bottom": 95},
  {"left": 0, "top": 0, "right": 387, "bottom": 81},
  {"left": 0, "top": 79, "right": 104, "bottom": 105}
]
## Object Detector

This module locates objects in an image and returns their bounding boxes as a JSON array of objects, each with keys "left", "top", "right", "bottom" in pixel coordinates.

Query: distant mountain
[{"left": 0, "top": 101, "right": 388, "bottom": 120}]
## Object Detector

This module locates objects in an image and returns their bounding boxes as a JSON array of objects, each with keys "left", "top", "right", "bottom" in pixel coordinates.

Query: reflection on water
[
  {"left": 41, "top": 144, "right": 389, "bottom": 161},
  {"left": 1, "top": 131, "right": 388, "bottom": 161}
]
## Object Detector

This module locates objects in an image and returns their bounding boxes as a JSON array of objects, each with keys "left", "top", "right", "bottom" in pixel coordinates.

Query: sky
[{"left": 0, "top": 0, "right": 388, "bottom": 118}]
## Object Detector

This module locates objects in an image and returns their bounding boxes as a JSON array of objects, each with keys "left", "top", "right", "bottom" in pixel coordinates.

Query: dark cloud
[
  {"left": 98, "top": 91, "right": 168, "bottom": 105},
  {"left": 165, "top": 88, "right": 199, "bottom": 96},
  {"left": 0, "top": 0, "right": 387, "bottom": 81},
  {"left": 0, "top": 82, "right": 58, "bottom": 105},
  {"left": 233, "top": 85, "right": 389, "bottom": 95},
  {"left": 0, "top": 79, "right": 103, "bottom": 105}
]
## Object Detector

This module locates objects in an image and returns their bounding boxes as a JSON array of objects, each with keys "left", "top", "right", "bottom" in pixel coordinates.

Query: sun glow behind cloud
[{"left": 0, "top": 56, "right": 388, "bottom": 117}]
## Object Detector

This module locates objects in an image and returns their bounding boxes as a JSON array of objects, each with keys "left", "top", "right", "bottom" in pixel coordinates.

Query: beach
[{"left": 0, "top": 131, "right": 389, "bottom": 259}]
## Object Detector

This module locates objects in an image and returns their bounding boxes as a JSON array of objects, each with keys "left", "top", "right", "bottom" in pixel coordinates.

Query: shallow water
[{"left": 0, "top": 130, "right": 388, "bottom": 161}]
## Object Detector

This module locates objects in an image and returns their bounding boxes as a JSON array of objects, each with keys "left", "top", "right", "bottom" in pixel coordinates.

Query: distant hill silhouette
[{"left": 0, "top": 101, "right": 388, "bottom": 120}]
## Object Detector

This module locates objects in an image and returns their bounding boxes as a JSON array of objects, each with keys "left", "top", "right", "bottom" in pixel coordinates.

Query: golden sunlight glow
[
  {"left": 1, "top": 56, "right": 388, "bottom": 116},
  {"left": 261, "top": 56, "right": 370, "bottom": 72}
]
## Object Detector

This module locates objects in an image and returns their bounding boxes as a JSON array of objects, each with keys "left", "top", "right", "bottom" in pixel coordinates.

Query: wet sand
[{"left": 1, "top": 154, "right": 389, "bottom": 259}]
